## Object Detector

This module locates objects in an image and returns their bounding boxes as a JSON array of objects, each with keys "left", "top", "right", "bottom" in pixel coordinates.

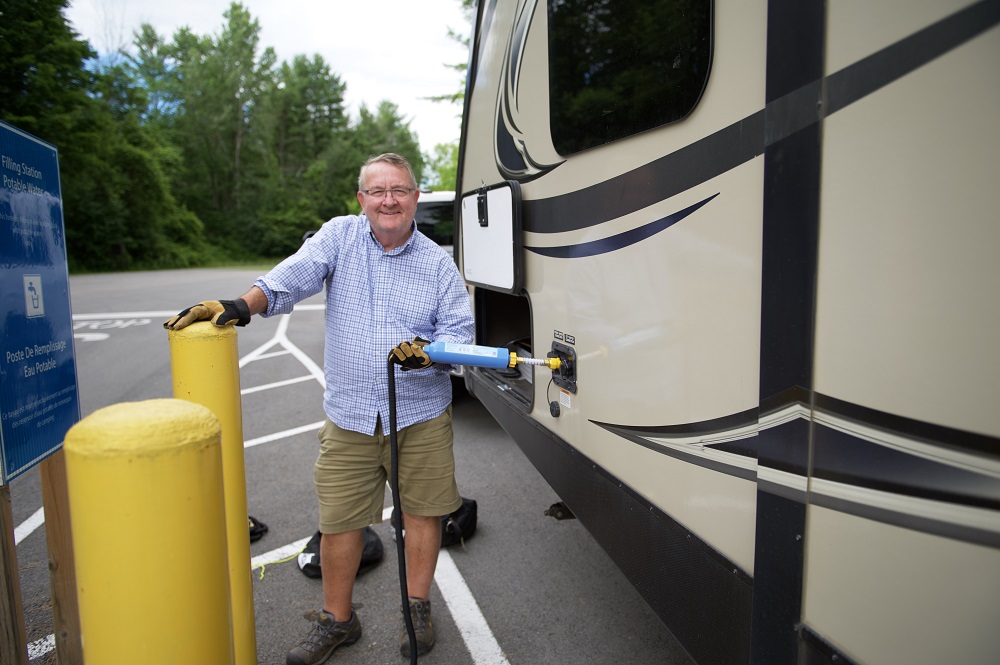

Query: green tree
[
  {"left": 0, "top": 0, "right": 206, "bottom": 271},
  {"left": 167, "top": 3, "right": 277, "bottom": 250},
  {"left": 0, "top": 0, "right": 94, "bottom": 140},
  {"left": 255, "top": 54, "right": 356, "bottom": 255},
  {"left": 423, "top": 142, "right": 459, "bottom": 191},
  {"left": 128, "top": 24, "right": 183, "bottom": 127}
]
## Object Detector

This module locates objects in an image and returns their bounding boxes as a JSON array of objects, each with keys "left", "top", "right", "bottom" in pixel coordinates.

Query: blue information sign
[{"left": 0, "top": 120, "right": 80, "bottom": 483}]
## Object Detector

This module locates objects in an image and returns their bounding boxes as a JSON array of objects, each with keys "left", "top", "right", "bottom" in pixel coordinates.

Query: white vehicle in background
[
  {"left": 413, "top": 190, "right": 456, "bottom": 251},
  {"left": 454, "top": 2, "right": 1000, "bottom": 665}
]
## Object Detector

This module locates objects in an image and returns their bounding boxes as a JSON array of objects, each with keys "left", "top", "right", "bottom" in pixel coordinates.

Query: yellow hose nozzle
[{"left": 509, "top": 352, "right": 562, "bottom": 370}]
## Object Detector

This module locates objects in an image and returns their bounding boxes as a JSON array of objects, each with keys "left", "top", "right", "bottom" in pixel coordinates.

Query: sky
[{"left": 63, "top": 0, "right": 472, "bottom": 155}]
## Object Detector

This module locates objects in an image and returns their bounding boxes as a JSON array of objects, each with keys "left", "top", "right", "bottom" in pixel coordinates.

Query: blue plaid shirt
[{"left": 254, "top": 215, "right": 473, "bottom": 435}]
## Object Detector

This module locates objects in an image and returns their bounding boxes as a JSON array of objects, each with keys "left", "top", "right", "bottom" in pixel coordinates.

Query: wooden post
[
  {"left": 39, "top": 450, "right": 82, "bottom": 665},
  {"left": 1, "top": 484, "right": 29, "bottom": 665}
]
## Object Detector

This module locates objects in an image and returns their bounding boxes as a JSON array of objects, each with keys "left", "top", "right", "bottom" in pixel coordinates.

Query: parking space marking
[
  {"left": 27, "top": 634, "right": 55, "bottom": 661},
  {"left": 251, "top": 536, "right": 312, "bottom": 571},
  {"left": 241, "top": 375, "right": 315, "bottom": 395},
  {"left": 244, "top": 422, "right": 324, "bottom": 449},
  {"left": 239, "top": 314, "right": 325, "bottom": 386},
  {"left": 14, "top": 507, "right": 44, "bottom": 545},
  {"left": 73, "top": 310, "right": 176, "bottom": 319},
  {"left": 251, "top": 505, "right": 509, "bottom": 665},
  {"left": 437, "top": 550, "right": 512, "bottom": 665}
]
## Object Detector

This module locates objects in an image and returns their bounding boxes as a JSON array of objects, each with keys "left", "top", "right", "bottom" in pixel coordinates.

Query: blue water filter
[{"left": 424, "top": 341, "right": 512, "bottom": 368}]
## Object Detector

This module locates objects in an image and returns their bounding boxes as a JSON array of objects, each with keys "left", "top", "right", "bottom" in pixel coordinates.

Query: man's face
[{"left": 358, "top": 162, "right": 420, "bottom": 243}]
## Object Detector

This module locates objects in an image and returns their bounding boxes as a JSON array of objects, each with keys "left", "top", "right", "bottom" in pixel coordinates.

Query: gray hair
[{"left": 358, "top": 153, "right": 417, "bottom": 191}]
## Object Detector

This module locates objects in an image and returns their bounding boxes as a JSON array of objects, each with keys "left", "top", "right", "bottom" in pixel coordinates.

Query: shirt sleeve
[{"left": 254, "top": 221, "right": 341, "bottom": 316}]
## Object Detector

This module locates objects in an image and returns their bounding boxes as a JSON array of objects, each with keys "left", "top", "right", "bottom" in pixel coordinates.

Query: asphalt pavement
[{"left": 8, "top": 268, "right": 694, "bottom": 665}]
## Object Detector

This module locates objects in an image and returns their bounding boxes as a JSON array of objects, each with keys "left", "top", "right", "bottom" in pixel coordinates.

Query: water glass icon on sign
[{"left": 24, "top": 274, "right": 44, "bottom": 318}]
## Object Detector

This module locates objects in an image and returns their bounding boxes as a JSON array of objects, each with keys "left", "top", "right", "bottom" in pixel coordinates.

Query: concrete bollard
[
  {"left": 64, "top": 398, "right": 234, "bottom": 665},
  {"left": 167, "top": 322, "right": 256, "bottom": 665}
]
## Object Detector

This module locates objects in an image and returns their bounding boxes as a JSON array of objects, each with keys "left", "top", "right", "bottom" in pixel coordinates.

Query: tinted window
[
  {"left": 548, "top": 0, "right": 712, "bottom": 155},
  {"left": 415, "top": 200, "right": 455, "bottom": 245}
]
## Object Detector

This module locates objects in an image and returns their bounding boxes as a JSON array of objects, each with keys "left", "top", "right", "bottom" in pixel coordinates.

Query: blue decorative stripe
[{"left": 525, "top": 193, "right": 718, "bottom": 258}]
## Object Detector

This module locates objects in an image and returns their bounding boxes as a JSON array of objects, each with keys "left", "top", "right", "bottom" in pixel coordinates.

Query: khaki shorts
[{"left": 314, "top": 407, "right": 462, "bottom": 534}]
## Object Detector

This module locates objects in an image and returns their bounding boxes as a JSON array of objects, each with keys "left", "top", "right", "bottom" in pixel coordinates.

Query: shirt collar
[{"left": 363, "top": 215, "right": 416, "bottom": 255}]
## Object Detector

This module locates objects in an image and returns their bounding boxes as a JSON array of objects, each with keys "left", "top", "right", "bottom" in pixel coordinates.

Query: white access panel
[{"left": 460, "top": 181, "right": 522, "bottom": 293}]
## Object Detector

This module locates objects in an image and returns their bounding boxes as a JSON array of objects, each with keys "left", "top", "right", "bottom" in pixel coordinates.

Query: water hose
[
  {"left": 386, "top": 342, "right": 562, "bottom": 663},
  {"left": 386, "top": 354, "right": 419, "bottom": 664}
]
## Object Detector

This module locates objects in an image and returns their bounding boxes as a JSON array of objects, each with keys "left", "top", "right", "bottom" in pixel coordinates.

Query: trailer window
[{"left": 548, "top": 0, "right": 712, "bottom": 155}]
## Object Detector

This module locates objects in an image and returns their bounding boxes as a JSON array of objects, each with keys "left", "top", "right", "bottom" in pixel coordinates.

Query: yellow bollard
[
  {"left": 168, "top": 322, "right": 257, "bottom": 665},
  {"left": 64, "top": 399, "right": 234, "bottom": 665}
]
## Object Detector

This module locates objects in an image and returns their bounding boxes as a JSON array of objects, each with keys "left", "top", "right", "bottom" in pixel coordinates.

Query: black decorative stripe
[
  {"left": 593, "top": 402, "right": 758, "bottom": 437},
  {"left": 595, "top": 422, "right": 758, "bottom": 482},
  {"left": 815, "top": 392, "right": 999, "bottom": 460},
  {"left": 593, "top": 390, "right": 1000, "bottom": 498},
  {"left": 758, "top": 477, "right": 807, "bottom": 504},
  {"left": 813, "top": 422, "right": 1000, "bottom": 510},
  {"left": 496, "top": 119, "right": 526, "bottom": 173},
  {"left": 826, "top": 0, "right": 1000, "bottom": 116},
  {"left": 596, "top": 391, "right": 999, "bottom": 456},
  {"left": 811, "top": 491, "right": 1000, "bottom": 550},
  {"left": 515, "top": 1, "right": 1000, "bottom": 238},
  {"left": 525, "top": 194, "right": 717, "bottom": 258},
  {"left": 522, "top": 111, "right": 764, "bottom": 234},
  {"left": 711, "top": 438, "right": 758, "bottom": 459},
  {"left": 758, "top": 418, "right": 811, "bottom": 477},
  {"left": 760, "top": 385, "right": 811, "bottom": 417},
  {"left": 592, "top": 392, "right": 1000, "bottom": 547}
]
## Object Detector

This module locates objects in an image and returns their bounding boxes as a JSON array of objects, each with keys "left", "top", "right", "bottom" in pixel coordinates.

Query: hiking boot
[
  {"left": 399, "top": 597, "right": 435, "bottom": 657},
  {"left": 287, "top": 609, "right": 361, "bottom": 665}
]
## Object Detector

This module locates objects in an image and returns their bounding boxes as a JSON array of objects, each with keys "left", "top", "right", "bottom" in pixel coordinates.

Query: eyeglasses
[{"left": 362, "top": 187, "right": 414, "bottom": 200}]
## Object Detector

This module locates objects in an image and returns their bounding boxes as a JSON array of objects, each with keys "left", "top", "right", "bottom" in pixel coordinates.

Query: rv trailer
[{"left": 454, "top": 1, "right": 1000, "bottom": 664}]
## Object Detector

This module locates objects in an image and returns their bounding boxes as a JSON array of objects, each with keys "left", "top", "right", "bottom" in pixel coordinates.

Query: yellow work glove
[
  {"left": 390, "top": 337, "right": 432, "bottom": 371},
  {"left": 163, "top": 299, "right": 251, "bottom": 330}
]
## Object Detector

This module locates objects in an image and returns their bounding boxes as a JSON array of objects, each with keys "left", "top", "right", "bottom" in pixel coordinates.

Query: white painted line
[
  {"left": 70, "top": 304, "right": 324, "bottom": 321},
  {"left": 251, "top": 509, "right": 392, "bottom": 570},
  {"left": 244, "top": 422, "right": 324, "bottom": 449},
  {"left": 241, "top": 375, "right": 315, "bottom": 395},
  {"left": 27, "top": 633, "right": 55, "bottom": 661},
  {"left": 251, "top": 536, "right": 312, "bottom": 570},
  {"left": 251, "top": 349, "right": 293, "bottom": 361},
  {"left": 273, "top": 315, "right": 326, "bottom": 385},
  {"left": 14, "top": 507, "right": 45, "bottom": 546},
  {"left": 72, "top": 311, "right": 176, "bottom": 319},
  {"left": 239, "top": 336, "right": 282, "bottom": 368},
  {"left": 436, "top": 550, "right": 511, "bottom": 664},
  {"left": 73, "top": 332, "right": 109, "bottom": 342}
]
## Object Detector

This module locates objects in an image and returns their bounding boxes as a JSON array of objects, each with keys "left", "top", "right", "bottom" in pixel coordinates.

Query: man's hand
[
  {"left": 163, "top": 299, "right": 251, "bottom": 330},
  {"left": 390, "top": 337, "right": 432, "bottom": 371}
]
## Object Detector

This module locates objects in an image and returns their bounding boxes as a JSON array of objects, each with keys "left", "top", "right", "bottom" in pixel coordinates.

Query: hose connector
[{"left": 509, "top": 352, "right": 561, "bottom": 371}]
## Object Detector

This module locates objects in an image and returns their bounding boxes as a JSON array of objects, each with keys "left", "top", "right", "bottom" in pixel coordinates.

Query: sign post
[{"left": 1, "top": 120, "right": 81, "bottom": 664}]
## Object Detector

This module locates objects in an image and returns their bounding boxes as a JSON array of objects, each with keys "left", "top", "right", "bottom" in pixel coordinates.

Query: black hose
[{"left": 387, "top": 355, "right": 419, "bottom": 664}]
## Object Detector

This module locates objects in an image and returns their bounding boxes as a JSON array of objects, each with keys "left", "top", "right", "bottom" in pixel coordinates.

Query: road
[{"left": 8, "top": 268, "right": 694, "bottom": 665}]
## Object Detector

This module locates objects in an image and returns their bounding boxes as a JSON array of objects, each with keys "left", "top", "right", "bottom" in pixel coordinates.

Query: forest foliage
[{"left": 0, "top": 0, "right": 469, "bottom": 271}]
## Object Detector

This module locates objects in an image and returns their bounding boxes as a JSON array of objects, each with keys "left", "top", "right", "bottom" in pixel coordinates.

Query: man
[{"left": 164, "top": 153, "right": 474, "bottom": 664}]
